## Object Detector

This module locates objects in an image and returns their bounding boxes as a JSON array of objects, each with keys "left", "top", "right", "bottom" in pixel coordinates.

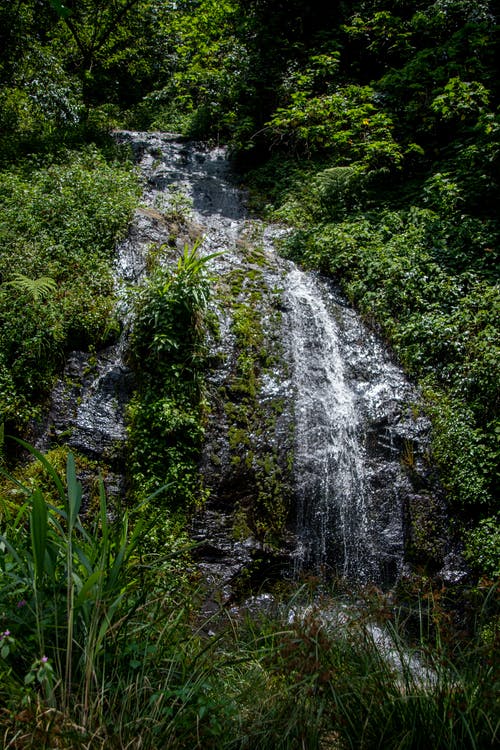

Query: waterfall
[
  {"left": 283, "top": 268, "right": 425, "bottom": 584},
  {"left": 37, "top": 131, "right": 434, "bottom": 589},
  {"left": 285, "top": 267, "right": 369, "bottom": 580}
]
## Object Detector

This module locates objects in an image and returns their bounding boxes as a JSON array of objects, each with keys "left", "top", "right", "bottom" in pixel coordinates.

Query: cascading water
[
  {"left": 285, "top": 267, "right": 369, "bottom": 580},
  {"left": 38, "top": 131, "right": 437, "bottom": 590},
  {"left": 283, "top": 268, "right": 428, "bottom": 584}
]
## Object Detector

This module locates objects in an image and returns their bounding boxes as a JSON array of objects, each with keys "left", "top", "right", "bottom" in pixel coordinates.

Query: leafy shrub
[
  {"left": 127, "top": 242, "right": 217, "bottom": 509},
  {"left": 464, "top": 516, "right": 500, "bottom": 578},
  {"left": 0, "top": 38, "right": 86, "bottom": 163},
  {"left": 0, "top": 148, "right": 138, "bottom": 430},
  {"left": 425, "top": 390, "right": 493, "bottom": 510},
  {"left": 268, "top": 82, "right": 404, "bottom": 170}
]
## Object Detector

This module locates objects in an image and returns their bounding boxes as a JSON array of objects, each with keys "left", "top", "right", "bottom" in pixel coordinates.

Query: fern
[{"left": 4, "top": 273, "right": 58, "bottom": 303}]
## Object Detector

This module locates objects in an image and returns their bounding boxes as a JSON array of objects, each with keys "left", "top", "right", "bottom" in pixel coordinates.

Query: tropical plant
[
  {"left": 0, "top": 440, "right": 147, "bottom": 717},
  {"left": 3, "top": 273, "right": 57, "bottom": 304},
  {"left": 0, "top": 147, "right": 138, "bottom": 430},
  {"left": 0, "top": 441, "right": 228, "bottom": 746},
  {"left": 127, "top": 240, "right": 220, "bottom": 508}
]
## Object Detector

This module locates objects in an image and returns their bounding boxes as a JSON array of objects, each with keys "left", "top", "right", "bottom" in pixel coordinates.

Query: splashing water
[{"left": 285, "top": 267, "right": 369, "bottom": 579}]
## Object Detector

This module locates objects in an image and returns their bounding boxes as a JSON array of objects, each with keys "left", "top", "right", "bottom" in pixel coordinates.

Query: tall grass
[
  {"left": 219, "top": 595, "right": 499, "bottom": 750},
  {"left": 1, "top": 442, "right": 169, "bottom": 740},
  {"left": 1, "top": 445, "right": 498, "bottom": 748}
]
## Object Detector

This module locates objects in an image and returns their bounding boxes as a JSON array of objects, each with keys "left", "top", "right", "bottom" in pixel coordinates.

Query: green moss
[{"left": 215, "top": 249, "right": 292, "bottom": 547}]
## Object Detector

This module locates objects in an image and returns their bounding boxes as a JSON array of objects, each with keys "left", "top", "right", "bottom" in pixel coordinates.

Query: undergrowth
[
  {"left": 125, "top": 239, "right": 219, "bottom": 560},
  {"left": 0, "top": 445, "right": 498, "bottom": 749},
  {"left": 0, "top": 146, "right": 139, "bottom": 436}
]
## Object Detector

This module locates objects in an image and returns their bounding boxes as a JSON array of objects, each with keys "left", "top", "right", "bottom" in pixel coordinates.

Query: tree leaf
[{"left": 47, "top": 0, "right": 72, "bottom": 20}]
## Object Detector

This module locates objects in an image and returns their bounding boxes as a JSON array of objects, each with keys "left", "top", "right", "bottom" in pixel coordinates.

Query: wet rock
[
  {"left": 36, "top": 131, "right": 452, "bottom": 598},
  {"left": 404, "top": 491, "right": 450, "bottom": 572}
]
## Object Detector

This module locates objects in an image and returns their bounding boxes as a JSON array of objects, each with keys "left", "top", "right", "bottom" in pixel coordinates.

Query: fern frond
[{"left": 4, "top": 273, "right": 58, "bottom": 303}]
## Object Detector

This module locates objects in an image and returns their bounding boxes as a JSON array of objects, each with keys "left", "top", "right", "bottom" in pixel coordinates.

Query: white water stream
[
  {"left": 285, "top": 267, "right": 369, "bottom": 579},
  {"left": 39, "top": 131, "right": 435, "bottom": 588}
]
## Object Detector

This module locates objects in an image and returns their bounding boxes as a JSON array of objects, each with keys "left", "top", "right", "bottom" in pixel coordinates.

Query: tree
[
  {"left": 46, "top": 0, "right": 167, "bottom": 105},
  {"left": 48, "top": 0, "right": 142, "bottom": 72}
]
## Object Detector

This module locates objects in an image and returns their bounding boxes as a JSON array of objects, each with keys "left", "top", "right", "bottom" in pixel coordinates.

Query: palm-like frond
[{"left": 4, "top": 273, "right": 58, "bottom": 303}]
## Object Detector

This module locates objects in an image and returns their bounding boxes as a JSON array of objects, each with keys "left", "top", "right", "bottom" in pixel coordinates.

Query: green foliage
[
  {"left": 0, "top": 23, "right": 85, "bottom": 161},
  {"left": 343, "top": 0, "right": 497, "bottom": 145},
  {"left": 0, "top": 442, "right": 214, "bottom": 744},
  {"left": 47, "top": 0, "right": 72, "bottom": 20},
  {"left": 0, "top": 441, "right": 147, "bottom": 713},
  {"left": 0, "top": 148, "right": 138, "bottom": 429},
  {"left": 127, "top": 241, "right": 216, "bottom": 509},
  {"left": 44, "top": 0, "right": 166, "bottom": 104},
  {"left": 275, "top": 164, "right": 368, "bottom": 225},
  {"left": 130, "top": 0, "right": 251, "bottom": 138},
  {"left": 3, "top": 274, "right": 58, "bottom": 304},
  {"left": 268, "top": 79, "right": 404, "bottom": 169},
  {"left": 425, "top": 391, "right": 494, "bottom": 509},
  {"left": 464, "top": 516, "right": 500, "bottom": 579},
  {"left": 431, "top": 76, "right": 490, "bottom": 121}
]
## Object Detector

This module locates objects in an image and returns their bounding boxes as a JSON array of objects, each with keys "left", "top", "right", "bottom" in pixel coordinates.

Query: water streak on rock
[
  {"left": 283, "top": 268, "right": 429, "bottom": 583},
  {"left": 38, "top": 131, "right": 440, "bottom": 590}
]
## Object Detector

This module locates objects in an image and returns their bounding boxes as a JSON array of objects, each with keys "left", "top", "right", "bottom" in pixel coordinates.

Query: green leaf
[
  {"left": 47, "top": 0, "right": 72, "bottom": 20},
  {"left": 74, "top": 570, "right": 103, "bottom": 608},
  {"left": 66, "top": 452, "right": 82, "bottom": 531},
  {"left": 30, "top": 489, "right": 48, "bottom": 585},
  {"left": 3, "top": 273, "right": 57, "bottom": 303},
  {"left": 97, "top": 476, "right": 109, "bottom": 549}
]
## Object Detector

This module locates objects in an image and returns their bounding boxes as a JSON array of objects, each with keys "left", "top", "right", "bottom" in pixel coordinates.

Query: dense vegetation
[
  {"left": 1, "top": 447, "right": 498, "bottom": 748},
  {"left": 0, "top": 0, "right": 498, "bottom": 746}
]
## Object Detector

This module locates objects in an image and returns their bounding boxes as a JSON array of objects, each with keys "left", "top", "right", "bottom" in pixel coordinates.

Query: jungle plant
[
  {"left": 0, "top": 440, "right": 148, "bottom": 720},
  {"left": 127, "top": 240, "right": 221, "bottom": 508},
  {"left": 0, "top": 147, "right": 138, "bottom": 430},
  {"left": 0, "top": 440, "right": 233, "bottom": 746},
  {"left": 267, "top": 82, "right": 404, "bottom": 170},
  {"left": 3, "top": 273, "right": 57, "bottom": 304}
]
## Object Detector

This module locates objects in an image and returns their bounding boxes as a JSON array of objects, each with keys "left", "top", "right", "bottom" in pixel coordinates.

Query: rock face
[
  {"left": 283, "top": 267, "right": 433, "bottom": 584},
  {"left": 37, "top": 131, "right": 456, "bottom": 598}
]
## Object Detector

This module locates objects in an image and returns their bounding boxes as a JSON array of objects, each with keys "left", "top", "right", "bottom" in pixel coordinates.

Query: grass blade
[
  {"left": 30, "top": 489, "right": 48, "bottom": 584},
  {"left": 66, "top": 452, "right": 82, "bottom": 531}
]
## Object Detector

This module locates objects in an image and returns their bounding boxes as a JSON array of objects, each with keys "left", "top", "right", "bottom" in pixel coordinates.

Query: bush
[
  {"left": 127, "top": 242, "right": 217, "bottom": 509},
  {"left": 0, "top": 148, "right": 138, "bottom": 430}
]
